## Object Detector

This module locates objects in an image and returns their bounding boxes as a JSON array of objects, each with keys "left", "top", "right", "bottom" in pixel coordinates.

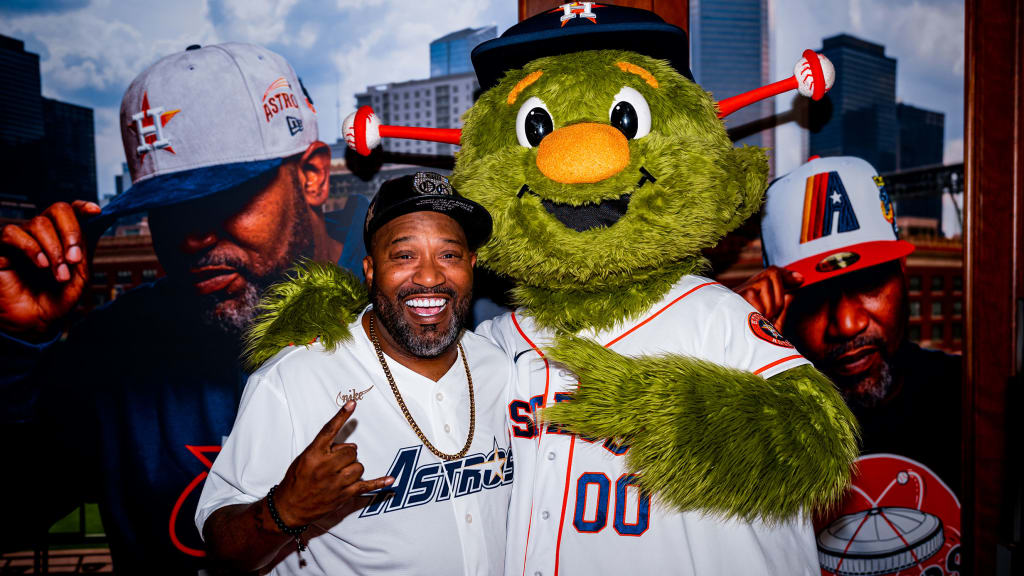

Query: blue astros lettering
[
  {"left": 359, "top": 441, "right": 513, "bottom": 518},
  {"left": 509, "top": 395, "right": 630, "bottom": 455}
]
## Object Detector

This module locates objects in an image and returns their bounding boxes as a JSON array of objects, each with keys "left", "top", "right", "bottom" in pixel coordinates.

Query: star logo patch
[{"left": 129, "top": 91, "right": 180, "bottom": 158}]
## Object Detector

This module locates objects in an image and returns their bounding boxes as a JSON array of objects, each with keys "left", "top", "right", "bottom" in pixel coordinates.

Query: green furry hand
[
  {"left": 243, "top": 261, "right": 369, "bottom": 371},
  {"left": 541, "top": 333, "right": 859, "bottom": 522}
]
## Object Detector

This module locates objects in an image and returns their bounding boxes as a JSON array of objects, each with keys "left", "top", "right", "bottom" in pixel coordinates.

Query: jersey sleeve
[
  {"left": 194, "top": 365, "right": 297, "bottom": 537},
  {"left": 700, "top": 288, "right": 809, "bottom": 379},
  {"left": 473, "top": 313, "right": 519, "bottom": 359}
]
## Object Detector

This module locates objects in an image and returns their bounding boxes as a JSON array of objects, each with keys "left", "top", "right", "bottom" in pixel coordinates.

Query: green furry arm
[
  {"left": 243, "top": 260, "right": 369, "bottom": 371},
  {"left": 540, "top": 334, "right": 859, "bottom": 523}
]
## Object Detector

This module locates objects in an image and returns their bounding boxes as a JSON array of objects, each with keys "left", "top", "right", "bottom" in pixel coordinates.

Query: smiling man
[
  {"left": 0, "top": 43, "right": 367, "bottom": 572},
  {"left": 197, "top": 172, "right": 513, "bottom": 575},
  {"left": 736, "top": 156, "right": 962, "bottom": 494}
]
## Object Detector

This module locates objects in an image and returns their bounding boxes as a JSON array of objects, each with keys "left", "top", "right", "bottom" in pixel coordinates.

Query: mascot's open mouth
[
  {"left": 540, "top": 194, "right": 632, "bottom": 232},
  {"left": 520, "top": 166, "right": 656, "bottom": 233}
]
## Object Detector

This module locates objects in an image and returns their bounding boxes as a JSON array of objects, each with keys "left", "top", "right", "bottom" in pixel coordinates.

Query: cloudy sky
[
  {"left": 1, "top": 0, "right": 962, "bottom": 201},
  {"left": 771, "top": 0, "right": 964, "bottom": 174}
]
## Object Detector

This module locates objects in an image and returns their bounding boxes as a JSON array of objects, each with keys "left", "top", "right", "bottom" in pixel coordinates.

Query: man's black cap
[
  {"left": 364, "top": 172, "right": 493, "bottom": 251},
  {"left": 472, "top": 3, "right": 692, "bottom": 92}
]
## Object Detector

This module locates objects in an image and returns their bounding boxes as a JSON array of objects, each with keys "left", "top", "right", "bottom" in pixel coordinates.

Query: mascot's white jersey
[
  {"left": 196, "top": 309, "right": 514, "bottom": 576},
  {"left": 478, "top": 275, "right": 819, "bottom": 576}
]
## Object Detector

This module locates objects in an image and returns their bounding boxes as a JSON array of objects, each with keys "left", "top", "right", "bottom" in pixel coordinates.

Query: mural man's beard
[
  {"left": 197, "top": 191, "right": 314, "bottom": 340},
  {"left": 826, "top": 334, "right": 895, "bottom": 409}
]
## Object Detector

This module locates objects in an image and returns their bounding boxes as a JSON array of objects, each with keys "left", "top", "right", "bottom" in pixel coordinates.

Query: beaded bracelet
[{"left": 267, "top": 484, "right": 308, "bottom": 564}]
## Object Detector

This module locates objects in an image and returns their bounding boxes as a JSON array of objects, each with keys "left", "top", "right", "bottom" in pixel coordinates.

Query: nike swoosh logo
[{"left": 513, "top": 349, "right": 537, "bottom": 363}]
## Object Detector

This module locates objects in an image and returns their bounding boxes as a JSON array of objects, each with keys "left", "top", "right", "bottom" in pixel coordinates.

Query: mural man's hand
[
  {"left": 272, "top": 402, "right": 394, "bottom": 528},
  {"left": 735, "top": 266, "right": 804, "bottom": 328},
  {"left": 0, "top": 200, "right": 101, "bottom": 339}
]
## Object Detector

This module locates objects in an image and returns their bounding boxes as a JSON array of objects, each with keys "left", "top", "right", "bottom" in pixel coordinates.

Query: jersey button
[
  {"left": 444, "top": 424, "right": 452, "bottom": 434},
  {"left": 558, "top": 369, "right": 568, "bottom": 377},
  {"left": 465, "top": 513, "right": 473, "bottom": 524},
  {"left": 541, "top": 510, "right": 550, "bottom": 520},
  {"left": 546, "top": 451, "right": 556, "bottom": 461},
  {"left": 534, "top": 571, "right": 543, "bottom": 576},
  {"left": 435, "top": 392, "right": 444, "bottom": 401}
]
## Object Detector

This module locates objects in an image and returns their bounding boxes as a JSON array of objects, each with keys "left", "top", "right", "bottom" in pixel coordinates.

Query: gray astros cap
[{"left": 102, "top": 43, "right": 319, "bottom": 220}]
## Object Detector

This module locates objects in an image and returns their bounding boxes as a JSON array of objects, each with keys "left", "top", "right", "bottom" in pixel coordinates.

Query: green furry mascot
[{"left": 248, "top": 5, "right": 857, "bottom": 573}]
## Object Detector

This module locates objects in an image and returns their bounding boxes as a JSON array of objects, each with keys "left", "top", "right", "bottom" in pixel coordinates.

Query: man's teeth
[{"left": 405, "top": 298, "right": 448, "bottom": 308}]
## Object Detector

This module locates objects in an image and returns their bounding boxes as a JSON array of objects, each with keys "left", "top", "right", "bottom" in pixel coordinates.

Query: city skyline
[{"left": 0, "top": 0, "right": 963, "bottom": 202}]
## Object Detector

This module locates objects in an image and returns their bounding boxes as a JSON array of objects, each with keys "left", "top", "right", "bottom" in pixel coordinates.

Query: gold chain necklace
[{"left": 368, "top": 314, "right": 475, "bottom": 461}]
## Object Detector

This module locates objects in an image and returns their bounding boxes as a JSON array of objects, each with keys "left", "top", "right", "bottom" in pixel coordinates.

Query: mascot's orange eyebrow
[
  {"left": 616, "top": 62, "right": 659, "bottom": 89},
  {"left": 507, "top": 70, "right": 544, "bottom": 105}
]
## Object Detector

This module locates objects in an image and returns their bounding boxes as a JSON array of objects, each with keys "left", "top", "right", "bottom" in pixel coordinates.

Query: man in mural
[
  {"left": 737, "top": 155, "right": 962, "bottom": 575},
  {"left": 0, "top": 43, "right": 367, "bottom": 572}
]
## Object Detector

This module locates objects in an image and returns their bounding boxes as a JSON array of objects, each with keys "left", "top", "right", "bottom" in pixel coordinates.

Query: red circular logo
[
  {"left": 815, "top": 454, "right": 961, "bottom": 576},
  {"left": 747, "top": 312, "right": 794, "bottom": 348}
]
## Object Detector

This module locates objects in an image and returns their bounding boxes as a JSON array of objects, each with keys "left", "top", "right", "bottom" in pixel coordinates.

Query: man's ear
[
  {"left": 363, "top": 254, "right": 374, "bottom": 288},
  {"left": 298, "top": 141, "right": 331, "bottom": 208}
]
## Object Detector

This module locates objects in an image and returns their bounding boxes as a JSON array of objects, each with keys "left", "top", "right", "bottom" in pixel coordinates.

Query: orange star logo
[
  {"left": 129, "top": 91, "right": 180, "bottom": 159},
  {"left": 549, "top": 2, "right": 604, "bottom": 26}
]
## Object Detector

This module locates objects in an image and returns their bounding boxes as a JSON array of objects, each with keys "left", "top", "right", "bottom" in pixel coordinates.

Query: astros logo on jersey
[
  {"left": 359, "top": 441, "right": 513, "bottom": 518},
  {"left": 800, "top": 171, "right": 860, "bottom": 244},
  {"left": 748, "top": 312, "right": 793, "bottom": 348}
]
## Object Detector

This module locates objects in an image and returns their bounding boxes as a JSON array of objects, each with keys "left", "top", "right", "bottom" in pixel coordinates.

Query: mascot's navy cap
[
  {"left": 364, "top": 172, "right": 493, "bottom": 251},
  {"left": 472, "top": 2, "right": 692, "bottom": 91}
]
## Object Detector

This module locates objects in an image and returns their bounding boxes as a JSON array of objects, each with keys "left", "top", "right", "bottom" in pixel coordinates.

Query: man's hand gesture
[
  {"left": 0, "top": 200, "right": 101, "bottom": 338},
  {"left": 271, "top": 401, "right": 393, "bottom": 528}
]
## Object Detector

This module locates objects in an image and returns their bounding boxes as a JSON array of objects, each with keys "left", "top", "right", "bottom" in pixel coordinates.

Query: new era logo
[{"left": 286, "top": 115, "right": 303, "bottom": 136}]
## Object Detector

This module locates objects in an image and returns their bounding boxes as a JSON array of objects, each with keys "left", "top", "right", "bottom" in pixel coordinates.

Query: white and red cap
[
  {"left": 104, "top": 43, "right": 318, "bottom": 219},
  {"left": 761, "top": 156, "right": 914, "bottom": 286}
]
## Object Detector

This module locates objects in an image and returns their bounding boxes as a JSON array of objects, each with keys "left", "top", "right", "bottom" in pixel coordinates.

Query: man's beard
[
  {"left": 196, "top": 195, "right": 314, "bottom": 340},
  {"left": 370, "top": 284, "right": 471, "bottom": 358},
  {"left": 825, "top": 334, "right": 895, "bottom": 409}
]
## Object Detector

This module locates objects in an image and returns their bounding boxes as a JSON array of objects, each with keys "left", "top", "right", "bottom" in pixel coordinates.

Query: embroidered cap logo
[
  {"left": 131, "top": 92, "right": 179, "bottom": 157},
  {"left": 799, "top": 170, "right": 860, "bottom": 244},
  {"left": 554, "top": 2, "right": 601, "bottom": 25}
]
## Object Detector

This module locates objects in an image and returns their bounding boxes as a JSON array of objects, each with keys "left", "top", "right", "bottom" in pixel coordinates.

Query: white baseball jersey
[
  {"left": 477, "top": 275, "right": 819, "bottom": 576},
  {"left": 196, "top": 309, "right": 515, "bottom": 575}
]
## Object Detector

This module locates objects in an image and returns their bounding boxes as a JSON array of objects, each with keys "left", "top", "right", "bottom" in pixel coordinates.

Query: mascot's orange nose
[{"left": 535, "top": 123, "right": 630, "bottom": 184}]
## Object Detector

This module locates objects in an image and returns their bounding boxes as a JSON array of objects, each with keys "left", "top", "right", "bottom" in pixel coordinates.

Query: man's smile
[{"left": 405, "top": 296, "right": 449, "bottom": 319}]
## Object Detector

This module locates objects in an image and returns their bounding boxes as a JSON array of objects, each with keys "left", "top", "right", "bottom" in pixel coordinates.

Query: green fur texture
[
  {"left": 243, "top": 260, "right": 368, "bottom": 370},
  {"left": 540, "top": 334, "right": 860, "bottom": 522},
  {"left": 452, "top": 50, "right": 768, "bottom": 331}
]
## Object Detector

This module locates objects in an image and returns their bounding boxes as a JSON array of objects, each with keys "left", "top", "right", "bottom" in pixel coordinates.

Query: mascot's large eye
[
  {"left": 516, "top": 97, "right": 554, "bottom": 148},
  {"left": 609, "top": 86, "right": 651, "bottom": 139}
]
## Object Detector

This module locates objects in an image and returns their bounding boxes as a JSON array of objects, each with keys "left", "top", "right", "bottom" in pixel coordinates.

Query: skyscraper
[
  {"left": 897, "top": 103, "right": 944, "bottom": 170},
  {"left": 0, "top": 35, "right": 45, "bottom": 205},
  {"left": 810, "top": 34, "right": 898, "bottom": 172},
  {"left": 689, "top": 0, "right": 773, "bottom": 168},
  {"left": 430, "top": 26, "right": 497, "bottom": 78},
  {"left": 42, "top": 98, "right": 97, "bottom": 206},
  {"left": 0, "top": 34, "right": 97, "bottom": 209}
]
